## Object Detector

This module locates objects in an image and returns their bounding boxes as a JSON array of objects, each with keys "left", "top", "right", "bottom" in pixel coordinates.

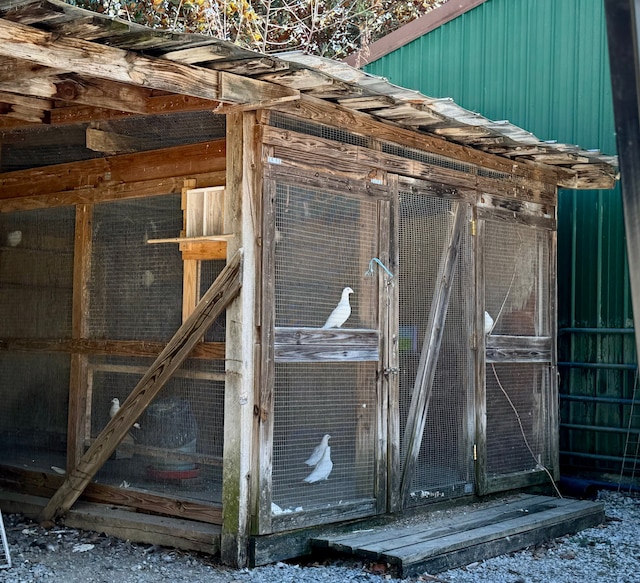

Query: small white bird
[
  {"left": 7, "top": 230, "right": 22, "bottom": 247},
  {"left": 303, "top": 446, "right": 333, "bottom": 483},
  {"left": 304, "top": 434, "right": 331, "bottom": 466},
  {"left": 484, "top": 311, "right": 494, "bottom": 335},
  {"left": 109, "top": 397, "right": 140, "bottom": 429},
  {"left": 322, "top": 287, "right": 354, "bottom": 329}
]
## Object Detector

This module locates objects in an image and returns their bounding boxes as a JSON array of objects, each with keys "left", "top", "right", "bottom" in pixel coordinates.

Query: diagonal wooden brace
[{"left": 38, "top": 249, "right": 243, "bottom": 523}]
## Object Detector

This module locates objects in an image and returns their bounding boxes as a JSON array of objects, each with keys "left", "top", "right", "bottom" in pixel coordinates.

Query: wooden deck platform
[{"left": 311, "top": 494, "right": 605, "bottom": 577}]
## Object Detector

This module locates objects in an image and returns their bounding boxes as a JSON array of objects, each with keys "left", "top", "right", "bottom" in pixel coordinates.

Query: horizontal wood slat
[
  {"left": 274, "top": 327, "right": 379, "bottom": 362},
  {"left": 485, "top": 335, "right": 552, "bottom": 363},
  {"left": 0, "top": 139, "right": 226, "bottom": 201},
  {"left": 0, "top": 337, "right": 226, "bottom": 360}
]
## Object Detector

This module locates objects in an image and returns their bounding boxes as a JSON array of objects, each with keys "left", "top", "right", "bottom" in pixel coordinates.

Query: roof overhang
[{"left": 0, "top": 0, "right": 617, "bottom": 190}]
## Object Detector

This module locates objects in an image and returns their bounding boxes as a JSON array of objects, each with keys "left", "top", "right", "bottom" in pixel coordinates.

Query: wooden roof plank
[{"left": 0, "top": 17, "right": 297, "bottom": 105}]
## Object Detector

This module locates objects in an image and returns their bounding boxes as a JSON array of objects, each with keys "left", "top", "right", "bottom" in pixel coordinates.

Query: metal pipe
[
  {"left": 558, "top": 361, "right": 637, "bottom": 370},
  {"left": 561, "top": 423, "right": 640, "bottom": 435},
  {"left": 559, "top": 327, "right": 636, "bottom": 334},
  {"left": 560, "top": 450, "right": 629, "bottom": 463},
  {"left": 560, "top": 394, "right": 636, "bottom": 405}
]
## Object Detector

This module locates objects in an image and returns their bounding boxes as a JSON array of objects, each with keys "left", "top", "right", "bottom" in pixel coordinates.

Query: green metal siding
[{"left": 365, "top": 0, "right": 636, "bottom": 479}]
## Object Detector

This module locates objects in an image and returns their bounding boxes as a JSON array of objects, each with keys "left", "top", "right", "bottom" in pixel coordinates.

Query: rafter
[
  {"left": 0, "top": 56, "right": 63, "bottom": 83},
  {"left": 0, "top": 74, "right": 152, "bottom": 113},
  {"left": 0, "top": 18, "right": 298, "bottom": 105}
]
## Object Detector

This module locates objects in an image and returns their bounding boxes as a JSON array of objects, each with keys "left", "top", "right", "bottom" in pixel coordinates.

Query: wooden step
[{"left": 311, "top": 494, "right": 604, "bottom": 577}]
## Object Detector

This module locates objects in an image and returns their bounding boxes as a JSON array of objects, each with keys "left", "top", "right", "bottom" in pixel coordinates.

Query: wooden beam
[
  {"left": 67, "top": 203, "right": 92, "bottom": 469},
  {"left": 0, "top": 74, "right": 151, "bottom": 113},
  {"left": 0, "top": 56, "right": 63, "bottom": 83},
  {"left": 0, "top": 465, "right": 223, "bottom": 525},
  {"left": 0, "top": 172, "right": 226, "bottom": 213},
  {"left": 85, "top": 127, "right": 144, "bottom": 154},
  {"left": 0, "top": 18, "right": 298, "bottom": 105},
  {"left": 37, "top": 249, "right": 242, "bottom": 523},
  {"left": 555, "top": 163, "right": 618, "bottom": 190},
  {"left": 0, "top": 139, "right": 226, "bottom": 201},
  {"left": 0, "top": 337, "right": 226, "bottom": 359},
  {"left": 399, "top": 202, "right": 467, "bottom": 507},
  {"left": 221, "top": 112, "right": 260, "bottom": 568},
  {"left": 0, "top": 90, "right": 53, "bottom": 110},
  {"left": 47, "top": 93, "right": 222, "bottom": 126},
  {"left": 262, "top": 125, "right": 556, "bottom": 205},
  {"left": 275, "top": 95, "right": 560, "bottom": 188}
]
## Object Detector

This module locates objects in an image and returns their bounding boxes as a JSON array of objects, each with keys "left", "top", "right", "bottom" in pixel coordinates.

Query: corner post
[{"left": 221, "top": 111, "right": 261, "bottom": 566}]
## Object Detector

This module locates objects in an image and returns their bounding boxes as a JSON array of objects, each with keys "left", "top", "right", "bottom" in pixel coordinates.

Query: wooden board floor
[{"left": 311, "top": 494, "right": 605, "bottom": 577}]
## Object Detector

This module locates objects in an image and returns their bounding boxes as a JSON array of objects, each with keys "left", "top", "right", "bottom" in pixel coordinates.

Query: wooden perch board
[{"left": 37, "top": 250, "right": 243, "bottom": 523}]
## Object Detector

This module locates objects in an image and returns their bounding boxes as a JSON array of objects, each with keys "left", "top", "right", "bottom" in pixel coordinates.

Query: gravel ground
[{"left": 0, "top": 490, "right": 639, "bottom": 583}]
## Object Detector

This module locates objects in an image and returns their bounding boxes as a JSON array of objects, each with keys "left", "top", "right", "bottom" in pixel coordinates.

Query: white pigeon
[
  {"left": 304, "top": 434, "right": 331, "bottom": 466},
  {"left": 109, "top": 397, "right": 140, "bottom": 429},
  {"left": 484, "top": 311, "right": 494, "bottom": 335},
  {"left": 322, "top": 287, "right": 354, "bottom": 329},
  {"left": 303, "top": 445, "right": 333, "bottom": 483}
]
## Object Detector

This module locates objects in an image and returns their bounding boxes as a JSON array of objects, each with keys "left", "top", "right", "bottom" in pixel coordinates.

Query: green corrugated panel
[{"left": 365, "top": 0, "right": 636, "bottom": 476}]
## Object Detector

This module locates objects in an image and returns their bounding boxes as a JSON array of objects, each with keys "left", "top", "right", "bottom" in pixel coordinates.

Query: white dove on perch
[
  {"left": 322, "top": 287, "right": 354, "bottom": 329},
  {"left": 484, "top": 311, "right": 494, "bottom": 335},
  {"left": 109, "top": 398, "right": 141, "bottom": 429},
  {"left": 305, "top": 434, "right": 331, "bottom": 466},
  {"left": 303, "top": 446, "right": 333, "bottom": 483}
]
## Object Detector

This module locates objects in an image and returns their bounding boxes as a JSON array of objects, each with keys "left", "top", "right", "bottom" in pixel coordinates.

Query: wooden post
[
  {"left": 387, "top": 176, "right": 401, "bottom": 513},
  {"left": 474, "top": 215, "right": 488, "bottom": 495},
  {"left": 221, "top": 111, "right": 261, "bottom": 567},
  {"left": 399, "top": 202, "right": 467, "bottom": 507},
  {"left": 37, "top": 250, "right": 242, "bottom": 523},
  {"left": 67, "top": 203, "right": 92, "bottom": 470},
  {"left": 181, "top": 179, "right": 199, "bottom": 322}
]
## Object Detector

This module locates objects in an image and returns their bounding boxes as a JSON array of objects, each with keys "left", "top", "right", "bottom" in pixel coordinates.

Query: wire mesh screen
[
  {"left": 89, "top": 356, "right": 225, "bottom": 503},
  {"left": 272, "top": 362, "right": 377, "bottom": 512},
  {"left": 0, "top": 351, "right": 70, "bottom": 471},
  {"left": 484, "top": 222, "right": 549, "bottom": 336},
  {"left": 273, "top": 182, "right": 379, "bottom": 328},
  {"left": 398, "top": 191, "right": 475, "bottom": 504},
  {"left": 486, "top": 363, "right": 550, "bottom": 477},
  {"left": 270, "top": 112, "right": 368, "bottom": 148},
  {"left": 0, "top": 206, "right": 75, "bottom": 338},
  {"left": 88, "top": 196, "right": 183, "bottom": 341},
  {"left": 0, "top": 111, "right": 226, "bottom": 172}
]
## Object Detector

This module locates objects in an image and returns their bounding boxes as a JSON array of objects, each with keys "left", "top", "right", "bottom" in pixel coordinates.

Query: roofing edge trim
[{"left": 344, "top": 0, "right": 490, "bottom": 68}]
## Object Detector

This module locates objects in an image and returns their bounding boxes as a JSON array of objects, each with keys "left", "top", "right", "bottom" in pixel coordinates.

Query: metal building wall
[{"left": 364, "top": 0, "right": 636, "bottom": 480}]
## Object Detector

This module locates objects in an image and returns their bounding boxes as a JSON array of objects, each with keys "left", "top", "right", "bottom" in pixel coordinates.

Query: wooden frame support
[
  {"left": 399, "top": 202, "right": 467, "bottom": 507},
  {"left": 220, "top": 111, "right": 261, "bottom": 567},
  {"left": 37, "top": 250, "right": 243, "bottom": 523}
]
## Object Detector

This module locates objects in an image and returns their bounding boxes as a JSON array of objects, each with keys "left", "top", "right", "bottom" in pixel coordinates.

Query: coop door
[
  {"left": 478, "top": 219, "right": 556, "bottom": 494},
  {"left": 264, "top": 174, "right": 389, "bottom": 530},
  {"left": 396, "top": 189, "right": 475, "bottom": 508}
]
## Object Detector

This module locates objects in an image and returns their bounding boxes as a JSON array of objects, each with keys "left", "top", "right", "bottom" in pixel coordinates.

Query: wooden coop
[{"left": 0, "top": 0, "right": 618, "bottom": 570}]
